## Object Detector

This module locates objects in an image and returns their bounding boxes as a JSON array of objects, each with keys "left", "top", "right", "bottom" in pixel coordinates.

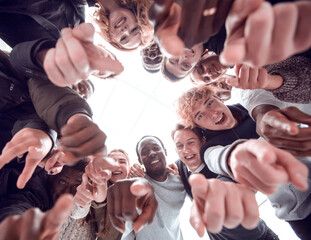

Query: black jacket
[
  {"left": 200, "top": 104, "right": 259, "bottom": 160},
  {"left": 0, "top": 0, "right": 95, "bottom": 79}
]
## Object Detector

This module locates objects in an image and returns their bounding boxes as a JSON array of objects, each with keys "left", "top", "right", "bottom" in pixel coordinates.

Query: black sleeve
[
  {"left": 27, "top": 78, "right": 93, "bottom": 133},
  {"left": 9, "top": 39, "right": 56, "bottom": 80}
]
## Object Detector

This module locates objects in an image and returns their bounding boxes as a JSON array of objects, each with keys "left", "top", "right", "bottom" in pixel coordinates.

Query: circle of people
[{"left": 0, "top": 0, "right": 310, "bottom": 240}]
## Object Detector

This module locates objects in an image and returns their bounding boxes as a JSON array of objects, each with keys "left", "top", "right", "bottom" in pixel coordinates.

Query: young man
[
  {"left": 171, "top": 124, "right": 279, "bottom": 239},
  {"left": 176, "top": 85, "right": 309, "bottom": 238},
  {"left": 122, "top": 135, "right": 186, "bottom": 240}
]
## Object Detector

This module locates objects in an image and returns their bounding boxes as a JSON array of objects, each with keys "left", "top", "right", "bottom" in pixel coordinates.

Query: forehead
[
  {"left": 109, "top": 151, "right": 128, "bottom": 161},
  {"left": 174, "top": 129, "right": 198, "bottom": 143},
  {"left": 138, "top": 137, "right": 162, "bottom": 152},
  {"left": 54, "top": 167, "right": 83, "bottom": 182}
]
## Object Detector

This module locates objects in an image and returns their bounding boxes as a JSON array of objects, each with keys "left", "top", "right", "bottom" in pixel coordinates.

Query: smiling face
[
  {"left": 192, "top": 96, "right": 237, "bottom": 130},
  {"left": 109, "top": 151, "right": 130, "bottom": 183},
  {"left": 50, "top": 167, "right": 83, "bottom": 203},
  {"left": 173, "top": 129, "right": 203, "bottom": 172},
  {"left": 164, "top": 44, "right": 203, "bottom": 79},
  {"left": 137, "top": 137, "right": 167, "bottom": 180},
  {"left": 109, "top": 8, "right": 141, "bottom": 49},
  {"left": 191, "top": 54, "right": 228, "bottom": 84}
]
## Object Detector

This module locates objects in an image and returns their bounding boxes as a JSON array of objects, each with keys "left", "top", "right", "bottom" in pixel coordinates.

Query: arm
[
  {"left": 227, "top": 56, "right": 311, "bottom": 103},
  {"left": 252, "top": 105, "right": 311, "bottom": 157},
  {"left": 0, "top": 194, "right": 73, "bottom": 240},
  {"left": 228, "top": 139, "right": 309, "bottom": 194}
]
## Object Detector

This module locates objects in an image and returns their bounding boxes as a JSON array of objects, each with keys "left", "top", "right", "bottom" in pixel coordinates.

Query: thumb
[
  {"left": 225, "top": 77, "right": 239, "bottom": 87},
  {"left": 71, "top": 23, "right": 95, "bottom": 43},
  {"left": 189, "top": 174, "right": 208, "bottom": 201},
  {"left": 130, "top": 179, "right": 151, "bottom": 198}
]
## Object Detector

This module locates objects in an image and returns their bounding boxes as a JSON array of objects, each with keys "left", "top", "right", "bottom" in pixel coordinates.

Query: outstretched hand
[
  {"left": 0, "top": 194, "right": 73, "bottom": 240},
  {"left": 229, "top": 139, "right": 309, "bottom": 194},
  {"left": 0, "top": 128, "right": 52, "bottom": 189},
  {"left": 43, "top": 23, "right": 124, "bottom": 87},
  {"left": 149, "top": 0, "right": 233, "bottom": 56},
  {"left": 107, "top": 178, "right": 158, "bottom": 233},
  {"left": 254, "top": 106, "right": 311, "bottom": 157},
  {"left": 189, "top": 174, "right": 259, "bottom": 236},
  {"left": 60, "top": 114, "right": 108, "bottom": 160},
  {"left": 220, "top": 0, "right": 311, "bottom": 67}
]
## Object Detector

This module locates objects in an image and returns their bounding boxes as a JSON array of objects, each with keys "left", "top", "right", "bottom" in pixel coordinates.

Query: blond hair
[
  {"left": 93, "top": 0, "right": 153, "bottom": 51},
  {"left": 176, "top": 85, "right": 215, "bottom": 128}
]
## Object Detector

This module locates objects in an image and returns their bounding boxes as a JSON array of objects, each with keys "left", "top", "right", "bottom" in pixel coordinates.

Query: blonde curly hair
[
  {"left": 176, "top": 85, "right": 215, "bottom": 128},
  {"left": 93, "top": 0, "right": 154, "bottom": 51}
]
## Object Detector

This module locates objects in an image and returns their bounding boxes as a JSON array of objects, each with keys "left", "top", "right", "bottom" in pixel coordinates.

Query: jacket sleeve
[
  {"left": 264, "top": 55, "right": 311, "bottom": 104},
  {"left": 27, "top": 78, "right": 93, "bottom": 133},
  {"left": 9, "top": 39, "right": 56, "bottom": 81},
  {"left": 202, "top": 139, "right": 246, "bottom": 179}
]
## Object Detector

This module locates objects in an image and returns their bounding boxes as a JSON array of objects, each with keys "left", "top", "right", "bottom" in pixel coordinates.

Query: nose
[
  {"left": 183, "top": 145, "right": 190, "bottom": 153},
  {"left": 149, "top": 149, "right": 157, "bottom": 157},
  {"left": 121, "top": 25, "right": 128, "bottom": 33}
]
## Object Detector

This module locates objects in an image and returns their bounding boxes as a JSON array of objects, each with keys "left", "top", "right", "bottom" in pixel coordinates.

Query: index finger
[{"left": 40, "top": 194, "right": 74, "bottom": 240}]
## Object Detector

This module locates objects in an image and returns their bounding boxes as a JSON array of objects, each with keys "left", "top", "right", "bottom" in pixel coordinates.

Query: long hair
[{"left": 93, "top": 0, "right": 154, "bottom": 51}]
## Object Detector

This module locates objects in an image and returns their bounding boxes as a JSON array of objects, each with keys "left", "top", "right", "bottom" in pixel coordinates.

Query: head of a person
[
  {"left": 49, "top": 160, "right": 88, "bottom": 203},
  {"left": 71, "top": 80, "right": 95, "bottom": 100},
  {"left": 191, "top": 51, "right": 229, "bottom": 85},
  {"left": 140, "top": 40, "right": 163, "bottom": 73},
  {"left": 94, "top": 0, "right": 153, "bottom": 51},
  {"left": 162, "top": 44, "right": 203, "bottom": 82},
  {"left": 108, "top": 149, "right": 130, "bottom": 183},
  {"left": 176, "top": 85, "right": 237, "bottom": 130},
  {"left": 171, "top": 124, "right": 204, "bottom": 172},
  {"left": 208, "top": 78, "right": 232, "bottom": 101},
  {"left": 136, "top": 135, "right": 167, "bottom": 180}
]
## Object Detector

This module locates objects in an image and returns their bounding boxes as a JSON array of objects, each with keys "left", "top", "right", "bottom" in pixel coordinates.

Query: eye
[
  {"left": 182, "top": 63, "right": 191, "bottom": 70},
  {"left": 153, "top": 146, "right": 160, "bottom": 151},
  {"left": 204, "top": 76, "right": 211, "bottom": 82},
  {"left": 59, "top": 179, "right": 66, "bottom": 185},
  {"left": 176, "top": 144, "right": 183, "bottom": 150},
  {"left": 131, "top": 26, "right": 138, "bottom": 33},
  {"left": 198, "top": 114, "right": 203, "bottom": 120},
  {"left": 207, "top": 100, "right": 213, "bottom": 106},
  {"left": 188, "top": 141, "right": 195, "bottom": 145},
  {"left": 169, "top": 58, "right": 178, "bottom": 64},
  {"left": 141, "top": 150, "right": 148, "bottom": 156}
]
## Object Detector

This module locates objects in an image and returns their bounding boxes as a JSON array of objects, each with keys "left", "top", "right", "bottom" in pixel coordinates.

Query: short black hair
[{"left": 136, "top": 135, "right": 166, "bottom": 157}]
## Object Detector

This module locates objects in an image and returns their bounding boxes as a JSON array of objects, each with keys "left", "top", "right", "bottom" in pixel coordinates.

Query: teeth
[
  {"left": 112, "top": 171, "right": 122, "bottom": 175},
  {"left": 215, "top": 113, "right": 224, "bottom": 124},
  {"left": 151, "top": 160, "right": 159, "bottom": 165},
  {"left": 185, "top": 155, "right": 195, "bottom": 160}
]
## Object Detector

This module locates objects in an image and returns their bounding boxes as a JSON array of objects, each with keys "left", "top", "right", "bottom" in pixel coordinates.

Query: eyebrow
[{"left": 194, "top": 98, "right": 210, "bottom": 119}]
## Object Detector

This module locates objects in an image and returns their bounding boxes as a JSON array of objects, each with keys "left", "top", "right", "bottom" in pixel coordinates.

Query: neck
[
  {"left": 149, "top": 171, "right": 168, "bottom": 182},
  {"left": 96, "top": 0, "right": 119, "bottom": 11}
]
